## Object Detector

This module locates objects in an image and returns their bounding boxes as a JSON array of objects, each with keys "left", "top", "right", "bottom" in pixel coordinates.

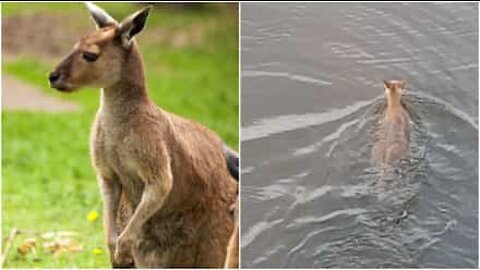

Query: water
[{"left": 241, "top": 3, "right": 478, "bottom": 268}]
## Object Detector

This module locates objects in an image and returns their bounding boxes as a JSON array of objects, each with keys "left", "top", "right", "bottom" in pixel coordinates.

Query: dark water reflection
[{"left": 241, "top": 2, "right": 478, "bottom": 268}]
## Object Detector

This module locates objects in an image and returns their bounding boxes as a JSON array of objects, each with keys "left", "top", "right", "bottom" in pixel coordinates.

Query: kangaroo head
[
  {"left": 383, "top": 80, "right": 406, "bottom": 96},
  {"left": 49, "top": 3, "right": 151, "bottom": 92}
]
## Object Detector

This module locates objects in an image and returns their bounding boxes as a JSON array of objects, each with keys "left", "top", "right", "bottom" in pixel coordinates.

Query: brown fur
[
  {"left": 50, "top": 5, "right": 237, "bottom": 268},
  {"left": 371, "top": 80, "right": 411, "bottom": 166},
  {"left": 224, "top": 196, "right": 239, "bottom": 268},
  {"left": 225, "top": 226, "right": 239, "bottom": 268}
]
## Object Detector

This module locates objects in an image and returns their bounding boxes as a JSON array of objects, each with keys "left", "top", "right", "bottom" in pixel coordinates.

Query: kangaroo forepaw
[
  {"left": 113, "top": 236, "right": 134, "bottom": 268},
  {"left": 112, "top": 259, "right": 135, "bottom": 268}
]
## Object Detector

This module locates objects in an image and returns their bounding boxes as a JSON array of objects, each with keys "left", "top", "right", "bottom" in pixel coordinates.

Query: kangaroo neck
[
  {"left": 386, "top": 91, "right": 402, "bottom": 111},
  {"left": 384, "top": 92, "right": 405, "bottom": 121},
  {"left": 100, "top": 43, "right": 150, "bottom": 116}
]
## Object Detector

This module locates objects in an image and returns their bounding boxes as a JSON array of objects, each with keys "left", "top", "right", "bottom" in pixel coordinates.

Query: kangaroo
[
  {"left": 49, "top": 3, "right": 238, "bottom": 268},
  {"left": 371, "top": 80, "right": 411, "bottom": 167}
]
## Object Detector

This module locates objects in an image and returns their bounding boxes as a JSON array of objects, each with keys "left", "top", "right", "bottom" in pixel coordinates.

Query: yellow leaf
[
  {"left": 87, "top": 210, "right": 99, "bottom": 222},
  {"left": 92, "top": 247, "right": 103, "bottom": 255}
]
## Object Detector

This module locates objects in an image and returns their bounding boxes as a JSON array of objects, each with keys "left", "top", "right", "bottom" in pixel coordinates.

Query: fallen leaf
[
  {"left": 44, "top": 238, "right": 83, "bottom": 257},
  {"left": 17, "top": 238, "right": 38, "bottom": 255}
]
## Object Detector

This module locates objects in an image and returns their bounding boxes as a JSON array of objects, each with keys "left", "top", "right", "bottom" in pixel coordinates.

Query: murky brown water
[{"left": 241, "top": 3, "right": 478, "bottom": 268}]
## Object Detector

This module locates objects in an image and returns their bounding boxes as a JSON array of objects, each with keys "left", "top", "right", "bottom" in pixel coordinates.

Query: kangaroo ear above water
[
  {"left": 383, "top": 80, "right": 393, "bottom": 89},
  {"left": 383, "top": 80, "right": 406, "bottom": 90}
]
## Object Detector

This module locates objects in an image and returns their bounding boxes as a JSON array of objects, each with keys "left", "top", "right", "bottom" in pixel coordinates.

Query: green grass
[
  {"left": 3, "top": 2, "right": 238, "bottom": 268},
  {"left": 3, "top": 113, "right": 107, "bottom": 267}
]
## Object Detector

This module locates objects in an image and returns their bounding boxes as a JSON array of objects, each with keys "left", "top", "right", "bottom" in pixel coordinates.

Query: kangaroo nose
[{"left": 48, "top": 71, "right": 61, "bottom": 83}]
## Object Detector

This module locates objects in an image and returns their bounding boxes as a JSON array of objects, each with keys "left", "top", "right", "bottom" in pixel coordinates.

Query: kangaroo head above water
[
  {"left": 48, "top": 3, "right": 152, "bottom": 92},
  {"left": 383, "top": 80, "right": 406, "bottom": 108},
  {"left": 383, "top": 80, "right": 406, "bottom": 93}
]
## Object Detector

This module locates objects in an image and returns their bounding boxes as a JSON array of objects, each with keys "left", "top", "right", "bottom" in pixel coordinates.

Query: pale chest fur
[{"left": 90, "top": 114, "right": 152, "bottom": 205}]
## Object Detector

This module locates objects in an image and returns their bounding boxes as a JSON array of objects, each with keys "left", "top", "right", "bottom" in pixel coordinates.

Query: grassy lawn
[{"left": 2, "top": 3, "right": 238, "bottom": 268}]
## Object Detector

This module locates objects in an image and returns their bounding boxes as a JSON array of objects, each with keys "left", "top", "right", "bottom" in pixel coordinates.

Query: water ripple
[{"left": 242, "top": 99, "right": 377, "bottom": 141}]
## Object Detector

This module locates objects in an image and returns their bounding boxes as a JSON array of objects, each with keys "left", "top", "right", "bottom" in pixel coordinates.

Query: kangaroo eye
[{"left": 83, "top": 51, "right": 99, "bottom": 62}]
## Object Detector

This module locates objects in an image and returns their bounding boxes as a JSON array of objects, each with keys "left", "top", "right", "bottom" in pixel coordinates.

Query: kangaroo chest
[{"left": 93, "top": 121, "right": 146, "bottom": 205}]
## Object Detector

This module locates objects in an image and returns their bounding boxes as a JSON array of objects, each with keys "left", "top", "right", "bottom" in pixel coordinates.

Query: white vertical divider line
[{"left": 238, "top": 1, "right": 243, "bottom": 268}]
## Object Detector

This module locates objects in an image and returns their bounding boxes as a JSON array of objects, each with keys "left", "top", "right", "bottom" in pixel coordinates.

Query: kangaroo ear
[
  {"left": 383, "top": 80, "right": 392, "bottom": 89},
  {"left": 85, "top": 2, "right": 117, "bottom": 28},
  {"left": 398, "top": 80, "right": 406, "bottom": 89},
  {"left": 118, "top": 6, "right": 152, "bottom": 48}
]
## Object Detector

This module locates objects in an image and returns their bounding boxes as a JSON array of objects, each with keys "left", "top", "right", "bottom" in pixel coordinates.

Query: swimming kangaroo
[
  {"left": 371, "top": 80, "right": 411, "bottom": 167},
  {"left": 49, "top": 3, "right": 238, "bottom": 268}
]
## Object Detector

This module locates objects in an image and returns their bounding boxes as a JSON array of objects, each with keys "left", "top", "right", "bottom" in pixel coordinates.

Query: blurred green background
[{"left": 2, "top": 2, "right": 238, "bottom": 268}]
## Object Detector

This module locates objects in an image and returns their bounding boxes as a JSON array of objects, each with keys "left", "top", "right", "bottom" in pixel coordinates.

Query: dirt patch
[
  {"left": 2, "top": 75, "right": 80, "bottom": 112},
  {"left": 2, "top": 12, "right": 91, "bottom": 60},
  {"left": 2, "top": 7, "right": 235, "bottom": 59}
]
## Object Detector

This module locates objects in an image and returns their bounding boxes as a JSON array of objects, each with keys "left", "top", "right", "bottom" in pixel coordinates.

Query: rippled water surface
[{"left": 241, "top": 3, "right": 478, "bottom": 268}]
